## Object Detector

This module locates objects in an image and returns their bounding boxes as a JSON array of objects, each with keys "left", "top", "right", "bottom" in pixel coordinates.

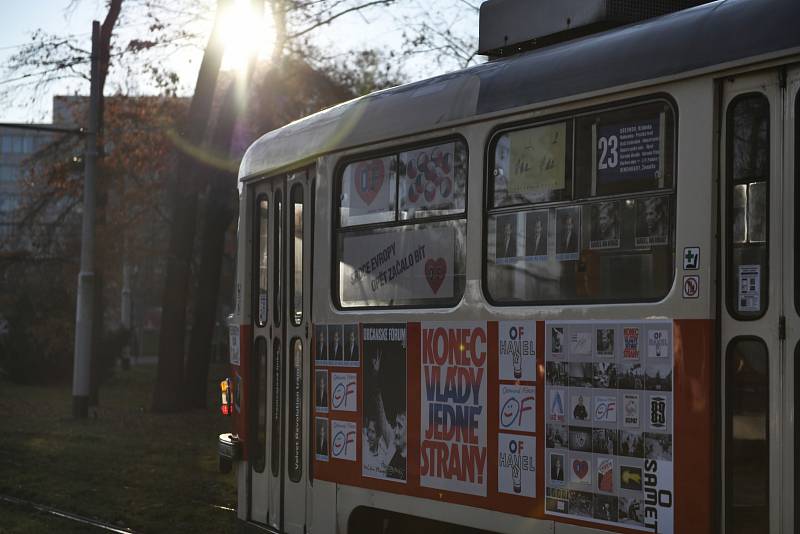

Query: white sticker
[
  {"left": 498, "top": 434, "right": 536, "bottom": 497},
  {"left": 738, "top": 264, "right": 761, "bottom": 312},
  {"left": 331, "top": 419, "right": 357, "bottom": 461},
  {"left": 498, "top": 321, "right": 536, "bottom": 381},
  {"left": 500, "top": 384, "right": 536, "bottom": 432},
  {"left": 330, "top": 373, "right": 357, "bottom": 412},
  {"left": 683, "top": 246, "right": 700, "bottom": 270}
]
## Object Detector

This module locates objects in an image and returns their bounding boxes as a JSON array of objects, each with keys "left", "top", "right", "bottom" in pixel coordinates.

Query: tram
[{"left": 218, "top": 0, "right": 800, "bottom": 532}]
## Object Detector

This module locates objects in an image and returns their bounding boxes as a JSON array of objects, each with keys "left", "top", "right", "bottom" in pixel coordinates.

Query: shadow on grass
[{"left": 0, "top": 365, "right": 237, "bottom": 534}]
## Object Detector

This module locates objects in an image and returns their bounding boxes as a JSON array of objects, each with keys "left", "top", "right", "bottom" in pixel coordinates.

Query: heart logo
[
  {"left": 354, "top": 159, "right": 385, "bottom": 206},
  {"left": 425, "top": 258, "right": 447, "bottom": 294},
  {"left": 572, "top": 459, "right": 589, "bottom": 480}
]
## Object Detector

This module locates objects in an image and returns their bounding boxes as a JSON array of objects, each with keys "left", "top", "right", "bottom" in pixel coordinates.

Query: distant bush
[{"left": 0, "top": 264, "right": 76, "bottom": 385}]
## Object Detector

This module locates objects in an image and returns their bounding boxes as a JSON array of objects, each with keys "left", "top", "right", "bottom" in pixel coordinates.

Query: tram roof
[{"left": 240, "top": 0, "right": 800, "bottom": 180}]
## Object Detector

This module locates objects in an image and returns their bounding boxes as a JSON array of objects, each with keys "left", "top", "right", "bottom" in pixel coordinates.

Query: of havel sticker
[
  {"left": 331, "top": 419, "right": 357, "bottom": 462},
  {"left": 331, "top": 372, "right": 357, "bottom": 412},
  {"left": 499, "top": 384, "right": 536, "bottom": 433},
  {"left": 420, "top": 322, "right": 488, "bottom": 496},
  {"left": 498, "top": 434, "right": 536, "bottom": 497},
  {"left": 498, "top": 321, "right": 536, "bottom": 381}
]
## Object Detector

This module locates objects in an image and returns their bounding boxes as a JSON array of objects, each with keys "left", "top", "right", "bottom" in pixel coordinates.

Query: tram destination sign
[{"left": 596, "top": 117, "right": 662, "bottom": 187}]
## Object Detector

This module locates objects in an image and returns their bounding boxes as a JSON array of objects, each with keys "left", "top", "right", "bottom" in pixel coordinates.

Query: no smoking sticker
[{"left": 682, "top": 275, "right": 699, "bottom": 299}]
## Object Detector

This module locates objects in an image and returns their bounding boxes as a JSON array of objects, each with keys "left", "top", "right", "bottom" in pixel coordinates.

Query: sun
[{"left": 218, "top": 0, "right": 275, "bottom": 74}]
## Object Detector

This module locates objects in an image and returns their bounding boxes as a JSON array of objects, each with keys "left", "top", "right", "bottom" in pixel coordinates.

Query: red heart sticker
[
  {"left": 354, "top": 159, "right": 385, "bottom": 206},
  {"left": 572, "top": 459, "right": 588, "bottom": 480},
  {"left": 425, "top": 258, "right": 447, "bottom": 294}
]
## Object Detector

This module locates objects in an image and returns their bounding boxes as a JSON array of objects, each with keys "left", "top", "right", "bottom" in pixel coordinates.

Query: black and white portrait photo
[
  {"left": 635, "top": 196, "right": 669, "bottom": 246},
  {"left": 496, "top": 214, "right": 519, "bottom": 259},
  {"left": 328, "top": 325, "right": 343, "bottom": 362},
  {"left": 315, "top": 325, "right": 328, "bottom": 362},
  {"left": 590, "top": 201, "right": 620, "bottom": 249},
  {"left": 343, "top": 324, "right": 360, "bottom": 363},
  {"left": 551, "top": 327, "right": 564, "bottom": 356},
  {"left": 550, "top": 453, "right": 565, "bottom": 482},
  {"left": 525, "top": 211, "right": 549, "bottom": 258},
  {"left": 315, "top": 417, "right": 329, "bottom": 459},
  {"left": 315, "top": 370, "right": 328, "bottom": 411},
  {"left": 555, "top": 207, "right": 580, "bottom": 257},
  {"left": 596, "top": 328, "right": 615, "bottom": 357}
]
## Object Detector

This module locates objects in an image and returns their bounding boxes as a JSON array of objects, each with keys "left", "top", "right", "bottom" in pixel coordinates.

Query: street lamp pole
[{"left": 72, "top": 20, "right": 101, "bottom": 418}]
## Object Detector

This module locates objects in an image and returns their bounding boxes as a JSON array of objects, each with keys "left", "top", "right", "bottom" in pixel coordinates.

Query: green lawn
[{"left": 0, "top": 365, "right": 237, "bottom": 533}]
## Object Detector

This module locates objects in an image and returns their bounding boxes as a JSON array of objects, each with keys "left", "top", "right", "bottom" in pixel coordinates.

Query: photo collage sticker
[
  {"left": 314, "top": 323, "right": 361, "bottom": 462},
  {"left": 544, "top": 321, "right": 674, "bottom": 532}
]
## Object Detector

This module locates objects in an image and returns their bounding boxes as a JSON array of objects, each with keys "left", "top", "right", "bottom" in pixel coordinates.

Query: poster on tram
[
  {"left": 420, "top": 322, "right": 489, "bottom": 496},
  {"left": 544, "top": 320, "right": 674, "bottom": 534}
]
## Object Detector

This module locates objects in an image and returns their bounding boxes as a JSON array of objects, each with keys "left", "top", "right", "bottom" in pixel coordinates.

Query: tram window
[
  {"left": 336, "top": 138, "right": 468, "bottom": 308},
  {"left": 290, "top": 184, "right": 303, "bottom": 325},
  {"left": 337, "top": 219, "right": 467, "bottom": 307},
  {"left": 399, "top": 140, "right": 468, "bottom": 218},
  {"left": 725, "top": 338, "right": 769, "bottom": 533},
  {"left": 274, "top": 191, "right": 282, "bottom": 327},
  {"left": 256, "top": 196, "right": 269, "bottom": 327},
  {"left": 490, "top": 121, "right": 572, "bottom": 208},
  {"left": 726, "top": 94, "right": 769, "bottom": 319},
  {"left": 795, "top": 90, "right": 800, "bottom": 314},
  {"left": 486, "top": 101, "right": 676, "bottom": 304},
  {"left": 252, "top": 336, "right": 268, "bottom": 473}
]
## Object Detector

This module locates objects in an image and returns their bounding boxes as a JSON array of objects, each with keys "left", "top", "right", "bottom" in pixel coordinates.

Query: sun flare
[{"left": 219, "top": 0, "right": 275, "bottom": 74}]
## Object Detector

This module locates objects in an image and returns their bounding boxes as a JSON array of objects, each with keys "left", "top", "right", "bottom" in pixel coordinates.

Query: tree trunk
[
  {"left": 152, "top": 0, "right": 230, "bottom": 413},
  {"left": 89, "top": 0, "right": 122, "bottom": 407}
]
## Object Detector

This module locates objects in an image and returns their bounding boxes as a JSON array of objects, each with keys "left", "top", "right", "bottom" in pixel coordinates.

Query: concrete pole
[{"left": 72, "top": 21, "right": 101, "bottom": 418}]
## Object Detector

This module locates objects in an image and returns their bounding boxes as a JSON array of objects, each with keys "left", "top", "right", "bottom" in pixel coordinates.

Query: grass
[{"left": 0, "top": 365, "right": 237, "bottom": 533}]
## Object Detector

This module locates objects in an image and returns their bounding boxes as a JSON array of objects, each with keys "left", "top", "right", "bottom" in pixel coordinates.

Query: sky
[{"left": 0, "top": 0, "right": 480, "bottom": 124}]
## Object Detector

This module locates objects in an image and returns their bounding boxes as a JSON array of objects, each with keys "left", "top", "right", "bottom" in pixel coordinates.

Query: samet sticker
[
  {"left": 623, "top": 393, "right": 640, "bottom": 428},
  {"left": 623, "top": 327, "right": 640, "bottom": 359},
  {"left": 331, "top": 372, "right": 357, "bottom": 412},
  {"left": 647, "top": 329, "right": 670, "bottom": 358},
  {"left": 497, "top": 434, "right": 536, "bottom": 497},
  {"left": 331, "top": 419, "right": 357, "bottom": 461},
  {"left": 593, "top": 395, "right": 617, "bottom": 423},
  {"left": 597, "top": 457, "right": 614, "bottom": 493},
  {"left": 499, "top": 321, "right": 536, "bottom": 381},
  {"left": 548, "top": 389, "right": 566, "bottom": 423},
  {"left": 499, "top": 384, "right": 536, "bottom": 433}
]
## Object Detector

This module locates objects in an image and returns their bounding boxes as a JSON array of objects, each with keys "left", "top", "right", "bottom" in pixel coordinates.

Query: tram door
[
  {"left": 719, "top": 67, "right": 796, "bottom": 534},
  {"left": 250, "top": 172, "right": 312, "bottom": 533}
]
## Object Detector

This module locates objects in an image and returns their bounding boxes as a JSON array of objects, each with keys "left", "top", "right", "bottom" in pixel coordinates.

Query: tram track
[{"left": 0, "top": 494, "right": 139, "bottom": 533}]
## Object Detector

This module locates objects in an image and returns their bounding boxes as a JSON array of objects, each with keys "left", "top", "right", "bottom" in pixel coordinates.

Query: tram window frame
[
  {"left": 483, "top": 97, "right": 678, "bottom": 306},
  {"left": 725, "top": 93, "right": 770, "bottom": 321},
  {"left": 290, "top": 182, "right": 304, "bottom": 326},
  {"left": 274, "top": 190, "right": 283, "bottom": 327},
  {"left": 254, "top": 194, "right": 269, "bottom": 328},
  {"left": 795, "top": 89, "right": 800, "bottom": 315},
  {"left": 332, "top": 135, "right": 469, "bottom": 310}
]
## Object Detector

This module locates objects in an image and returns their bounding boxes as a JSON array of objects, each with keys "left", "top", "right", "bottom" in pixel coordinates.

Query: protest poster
[
  {"left": 331, "top": 420, "right": 357, "bottom": 462},
  {"left": 497, "top": 434, "right": 536, "bottom": 497},
  {"left": 420, "top": 322, "right": 488, "bottom": 496},
  {"left": 340, "top": 226, "right": 455, "bottom": 304},
  {"left": 340, "top": 156, "right": 396, "bottom": 225},
  {"left": 361, "top": 324, "right": 407, "bottom": 482},
  {"left": 498, "top": 321, "right": 536, "bottom": 381},
  {"left": 506, "top": 123, "right": 567, "bottom": 202},
  {"left": 331, "top": 372, "right": 357, "bottom": 412},
  {"left": 399, "top": 142, "right": 465, "bottom": 216}
]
